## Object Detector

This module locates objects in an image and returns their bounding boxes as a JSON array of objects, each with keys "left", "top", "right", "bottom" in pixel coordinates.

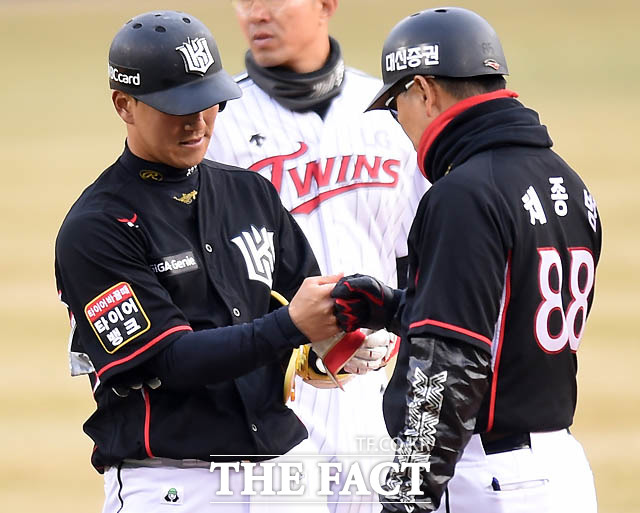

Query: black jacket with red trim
[
  {"left": 55, "top": 144, "right": 318, "bottom": 471},
  {"left": 382, "top": 92, "right": 601, "bottom": 504}
]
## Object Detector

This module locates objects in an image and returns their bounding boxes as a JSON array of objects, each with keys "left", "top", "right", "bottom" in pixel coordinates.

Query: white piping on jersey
[
  {"left": 60, "top": 295, "right": 96, "bottom": 377},
  {"left": 491, "top": 260, "right": 511, "bottom": 370}
]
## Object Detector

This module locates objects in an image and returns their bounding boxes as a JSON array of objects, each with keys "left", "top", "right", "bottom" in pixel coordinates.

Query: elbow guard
[{"left": 381, "top": 336, "right": 491, "bottom": 512}]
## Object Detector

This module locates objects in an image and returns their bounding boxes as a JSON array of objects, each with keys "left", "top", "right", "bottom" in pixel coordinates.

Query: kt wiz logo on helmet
[{"left": 176, "top": 37, "right": 215, "bottom": 75}]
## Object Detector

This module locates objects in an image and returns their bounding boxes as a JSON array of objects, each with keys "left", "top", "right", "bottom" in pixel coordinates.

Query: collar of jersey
[
  {"left": 244, "top": 36, "right": 345, "bottom": 113},
  {"left": 417, "top": 89, "right": 519, "bottom": 181},
  {"left": 120, "top": 143, "right": 199, "bottom": 183}
]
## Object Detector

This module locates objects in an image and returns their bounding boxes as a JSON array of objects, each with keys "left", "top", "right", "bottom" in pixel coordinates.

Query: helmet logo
[
  {"left": 483, "top": 59, "right": 501, "bottom": 71},
  {"left": 109, "top": 65, "right": 141, "bottom": 87},
  {"left": 175, "top": 37, "right": 214, "bottom": 75},
  {"left": 385, "top": 44, "right": 439, "bottom": 72}
]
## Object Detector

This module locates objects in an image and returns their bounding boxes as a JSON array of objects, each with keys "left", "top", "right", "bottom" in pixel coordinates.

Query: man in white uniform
[{"left": 206, "top": 1, "right": 428, "bottom": 510}]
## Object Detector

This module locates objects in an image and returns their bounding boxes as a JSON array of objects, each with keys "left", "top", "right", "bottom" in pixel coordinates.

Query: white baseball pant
[
  {"left": 102, "top": 439, "right": 329, "bottom": 513},
  {"left": 431, "top": 429, "right": 597, "bottom": 513}
]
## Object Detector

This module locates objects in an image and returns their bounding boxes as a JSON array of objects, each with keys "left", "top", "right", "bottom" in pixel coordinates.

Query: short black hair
[{"left": 435, "top": 75, "right": 507, "bottom": 99}]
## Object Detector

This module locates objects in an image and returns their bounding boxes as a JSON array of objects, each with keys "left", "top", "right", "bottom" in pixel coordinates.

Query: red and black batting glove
[{"left": 331, "top": 274, "right": 402, "bottom": 332}]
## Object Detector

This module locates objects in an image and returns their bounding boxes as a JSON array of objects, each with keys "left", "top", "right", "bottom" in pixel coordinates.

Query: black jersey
[
  {"left": 385, "top": 95, "right": 601, "bottom": 437},
  {"left": 55, "top": 145, "right": 319, "bottom": 471}
]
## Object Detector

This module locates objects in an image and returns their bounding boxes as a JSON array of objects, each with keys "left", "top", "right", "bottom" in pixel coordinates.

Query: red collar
[{"left": 417, "top": 89, "right": 519, "bottom": 180}]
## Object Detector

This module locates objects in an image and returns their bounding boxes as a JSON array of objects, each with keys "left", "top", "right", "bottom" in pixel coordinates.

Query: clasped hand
[{"left": 330, "top": 273, "right": 401, "bottom": 332}]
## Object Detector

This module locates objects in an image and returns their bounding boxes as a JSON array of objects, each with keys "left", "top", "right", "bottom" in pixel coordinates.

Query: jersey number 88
[{"left": 534, "top": 247, "right": 596, "bottom": 354}]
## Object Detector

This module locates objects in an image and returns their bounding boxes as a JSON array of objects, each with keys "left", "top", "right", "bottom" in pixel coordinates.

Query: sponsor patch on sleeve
[
  {"left": 84, "top": 282, "right": 151, "bottom": 353},
  {"left": 149, "top": 250, "right": 199, "bottom": 277}
]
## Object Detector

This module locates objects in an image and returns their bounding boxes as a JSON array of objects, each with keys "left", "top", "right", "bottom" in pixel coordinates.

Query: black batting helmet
[
  {"left": 366, "top": 7, "right": 508, "bottom": 111},
  {"left": 108, "top": 11, "right": 241, "bottom": 115}
]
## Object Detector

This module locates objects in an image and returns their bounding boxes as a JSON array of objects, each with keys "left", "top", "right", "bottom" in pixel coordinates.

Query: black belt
[{"left": 480, "top": 432, "right": 531, "bottom": 455}]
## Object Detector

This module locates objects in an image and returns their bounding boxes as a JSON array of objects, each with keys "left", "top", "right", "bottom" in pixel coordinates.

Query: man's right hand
[
  {"left": 288, "top": 274, "right": 343, "bottom": 342},
  {"left": 330, "top": 274, "right": 401, "bottom": 332}
]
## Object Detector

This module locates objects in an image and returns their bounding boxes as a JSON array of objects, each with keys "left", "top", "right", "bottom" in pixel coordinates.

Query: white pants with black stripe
[
  {"left": 102, "top": 439, "right": 329, "bottom": 513},
  {"left": 434, "top": 430, "right": 597, "bottom": 513}
]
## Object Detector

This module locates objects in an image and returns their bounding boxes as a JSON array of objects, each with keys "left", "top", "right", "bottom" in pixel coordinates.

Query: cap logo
[
  {"left": 385, "top": 44, "right": 439, "bottom": 72},
  {"left": 484, "top": 59, "right": 501, "bottom": 71},
  {"left": 176, "top": 37, "right": 214, "bottom": 75},
  {"left": 109, "top": 64, "right": 141, "bottom": 87}
]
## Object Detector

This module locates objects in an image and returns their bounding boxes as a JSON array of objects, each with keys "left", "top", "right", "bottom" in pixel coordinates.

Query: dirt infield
[{"left": 1, "top": 1, "right": 637, "bottom": 511}]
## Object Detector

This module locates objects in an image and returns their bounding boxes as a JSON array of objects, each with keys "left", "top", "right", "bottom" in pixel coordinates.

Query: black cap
[
  {"left": 367, "top": 7, "right": 508, "bottom": 112},
  {"left": 108, "top": 11, "right": 241, "bottom": 115}
]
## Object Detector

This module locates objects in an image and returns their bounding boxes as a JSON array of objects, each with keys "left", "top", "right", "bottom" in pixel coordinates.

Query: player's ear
[
  {"left": 112, "top": 91, "right": 136, "bottom": 125},
  {"left": 319, "top": 0, "right": 338, "bottom": 20},
  {"left": 414, "top": 76, "right": 439, "bottom": 119}
]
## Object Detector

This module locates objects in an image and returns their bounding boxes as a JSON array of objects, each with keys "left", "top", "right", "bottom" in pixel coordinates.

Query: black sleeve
[
  {"left": 387, "top": 288, "right": 405, "bottom": 336},
  {"left": 396, "top": 256, "right": 409, "bottom": 289},
  {"left": 406, "top": 175, "right": 510, "bottom": 352},
  {"left": 110, "top": 306, "right": 307, "bottom": 390},
  {"left": 55, "top": 212, "right": 192, "bottom": 384},
  {"left": 381, "top": 335, "right": 491, "bottom": 512}
]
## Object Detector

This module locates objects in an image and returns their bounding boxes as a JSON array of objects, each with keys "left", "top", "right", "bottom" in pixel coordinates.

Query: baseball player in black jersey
[
  {"left": 331, "top": 7, "right": 600, "bottom": 513},
  {"left": 55, "top": 11, "right": 343, "bottom": 512}
]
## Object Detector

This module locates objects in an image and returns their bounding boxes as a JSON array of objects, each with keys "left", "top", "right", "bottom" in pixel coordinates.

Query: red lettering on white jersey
[{"left": 248, "top": 142, "right": 401, "bottom": 213}]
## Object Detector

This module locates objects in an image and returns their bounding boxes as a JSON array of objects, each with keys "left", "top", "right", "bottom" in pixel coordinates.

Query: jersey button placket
[
  {"left": 204, "top": 243, "right": 213, "bottom": 253},
  {"left": 251, "top": 423, "right": 258, "bottom": 432},
  {"left": 233, "top": 307, "right": 241, "bottom": 317}
]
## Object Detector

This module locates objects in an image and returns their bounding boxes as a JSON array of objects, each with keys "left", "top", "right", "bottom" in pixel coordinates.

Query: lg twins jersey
[
  {"left": 206, "top": 68, "right": 427, "bottom": 287},
  {"left": 207, "top": 68, "right": 427, "bottom": 512}
]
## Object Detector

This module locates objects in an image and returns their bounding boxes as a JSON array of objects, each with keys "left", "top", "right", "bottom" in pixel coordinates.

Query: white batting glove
[
  {"left": 310, "top": 329, "right": 367, "bottom": 388},
  {"left": 343, "top": 329, "right": 399, "bottom": 375}
]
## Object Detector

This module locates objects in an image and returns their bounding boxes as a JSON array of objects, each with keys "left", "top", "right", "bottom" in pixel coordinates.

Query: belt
[
  {"left": 122, "top": 457, "right": 212, "bottom": 469},
  {"left": 480, "top": 432, "right": 531, "bottom": 455}
]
